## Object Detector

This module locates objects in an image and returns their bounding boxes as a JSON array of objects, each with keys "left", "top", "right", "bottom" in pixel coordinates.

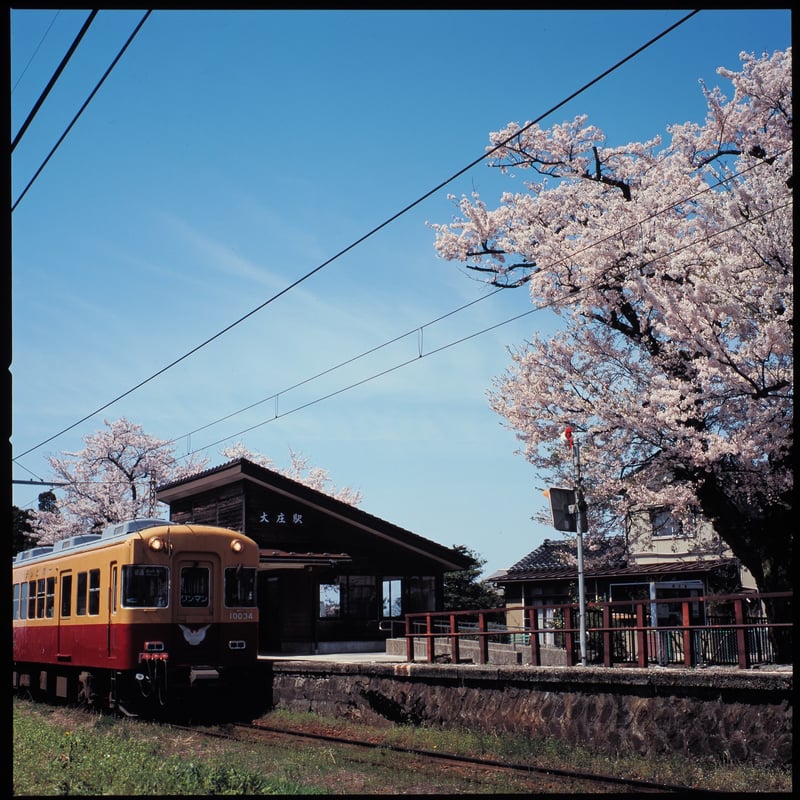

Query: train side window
[
  {"left": 122, "top": 565, "right": 169, "bottom": 608},
  {"left": 13, "top": 583, "right": 20, "bottom": 620},
  {"left": 27, "top": 580, "right": 36, "bottom": 618},
  {"left": 110, "top": 565, "right": 118, "bottom": 614},
  {"left": 76, "top": 572, "right": 88, "bottom": 616},
  {"left": 88, "top": 569, "right": 101, "bottom": 615},
  {"left": 180, "top": 566, "right": 209, "bottom": 607},
  {"left": 45, "top": 577, "right": 55, "bottom": 618},
  {"left": 224, "top": 567, "right": 257, "bottom": 607},
  {"left": 61, "top": 573, "right": 73, "bottom": 617},
  {"left": 36, "top": 579, "right": 46, "bottom": 618},
  {"left": 20, "top": 582, "right": 28, "bottom": 620}
]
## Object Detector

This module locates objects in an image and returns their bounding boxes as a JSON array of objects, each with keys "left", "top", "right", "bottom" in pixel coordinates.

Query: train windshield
[
  {"left": 224, "top": 567, "right": 257, "bottom": 607},
  {"left": 122, "top": 565, "right": 169, "bottom": 608}
]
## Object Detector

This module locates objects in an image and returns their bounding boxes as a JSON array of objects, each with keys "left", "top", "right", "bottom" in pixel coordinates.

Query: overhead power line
[
  {"left": 11, "top": 10, "right": 152, "bottom": 212},
  {"left": 185, "top": 198, "right": 790, "bottom": 460},
  {"left": 12, "top": 10, "right": 61, "bottom": 93},
  {"left": 12, "top": 10, "right": 702, "bottom": 465},
  {"left": 11, "top": 10, "right": 99, "bottom": 152}
]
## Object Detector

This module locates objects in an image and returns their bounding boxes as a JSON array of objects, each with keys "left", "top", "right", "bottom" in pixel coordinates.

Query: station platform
[{"left": 258, "top": 651, "right": 405, "bottom": 664}]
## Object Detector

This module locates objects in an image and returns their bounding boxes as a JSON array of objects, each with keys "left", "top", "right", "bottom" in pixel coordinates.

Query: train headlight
[
  {"left": 149, "top": 537, "right": 165, "bottom": 551},
  {"left": 230, "top": 539, "right": 244, "bottom": 553}
]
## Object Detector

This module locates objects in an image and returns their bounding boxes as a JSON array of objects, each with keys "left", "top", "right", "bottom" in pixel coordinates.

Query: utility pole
[
  {"left": 572, "top": 437, "right": 588, "bottom": 666},
  {"left": 561, "top": 426, "right": 588, "bottom": 667}
]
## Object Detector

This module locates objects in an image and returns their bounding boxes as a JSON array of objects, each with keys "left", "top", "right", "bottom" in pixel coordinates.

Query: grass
[
  {"left": 13, "top": 698, "right": 792, "bottom": 795},
  {"left": 260, "top": 708, "right": 793, "bottom": 794}
]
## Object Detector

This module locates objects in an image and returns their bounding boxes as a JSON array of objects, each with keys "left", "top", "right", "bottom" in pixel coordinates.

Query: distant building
[
  {"left": 157, "top": 458, "right": 471, "bottom": 654},
  {"left": 492, "top": 506, "right": 755, "bottom": 638}
]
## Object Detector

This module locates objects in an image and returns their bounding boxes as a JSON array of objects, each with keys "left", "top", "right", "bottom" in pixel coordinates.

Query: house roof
[
  {"left": 491, "top": 537, "right": 739, "bottom": 584},
  {"left": 157, "top": 457, "right": 472, "bottom": 572}
]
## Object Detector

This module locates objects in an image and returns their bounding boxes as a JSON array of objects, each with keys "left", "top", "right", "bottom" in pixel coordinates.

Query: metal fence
[{"left": 402, "top": 592, "right": 792, "bottom": 669}]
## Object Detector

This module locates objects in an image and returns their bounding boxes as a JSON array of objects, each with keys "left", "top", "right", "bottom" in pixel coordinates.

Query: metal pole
[{"left": 574, "top": 442, "right": 588, "bottom": 666}]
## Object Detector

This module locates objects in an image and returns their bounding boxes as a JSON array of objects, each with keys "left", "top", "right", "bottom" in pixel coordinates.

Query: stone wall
[{"left": 262, "top": 661, "right": 792, "bottom": 768}]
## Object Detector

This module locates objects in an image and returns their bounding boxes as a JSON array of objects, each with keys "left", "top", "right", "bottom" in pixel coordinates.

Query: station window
[
  {"left": 382, "top": 578, "right": 402, "bottom": 618},
  {"left": 319, "top": 583, "right": 340, "bottom": 618},
  {"left": 224, "top": 567, "right": 257, "bottom": 607},
  {"left": 317, "top": 577, "right": 377, "bottom": 620},
  {"left": 122, "top": 565, "right": 169, "bottom": 608}
]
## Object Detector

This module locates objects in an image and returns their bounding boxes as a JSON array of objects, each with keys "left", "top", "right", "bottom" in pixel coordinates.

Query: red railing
[{"left": 403, "top": 592, "right": 792, "bottom": 669}]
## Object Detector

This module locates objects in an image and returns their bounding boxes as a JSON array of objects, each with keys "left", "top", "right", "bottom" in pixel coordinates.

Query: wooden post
[
  {"left": 564, "top": 606, "right": 575, "bottom": 667},
  {"left": 426, "top": 613, "right": 435, "bottom": 663},
  {"left": 602, "top": 603, "right": 613, "bottom": 667},
  {"left": 449, "top": 613, "right": 459, "bottom": 664},
  {"left": 734, "top": 597, "right": 750, "bottom": 669},
  {"left": 528, "top": 607, "right": 541, "bottom": 667},
  {"left": 682, "top": 601, "right": 693, "bottom": 667},
  {"left": 478, "top": 612, "right": 489, "bottom": 665},
  {"left": 636, "top": 602, "right": 648, "bottom": 668}
]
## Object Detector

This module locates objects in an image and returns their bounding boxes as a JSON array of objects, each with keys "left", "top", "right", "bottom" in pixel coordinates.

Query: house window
[{"left": 649, "top": 507, "right": 683, "bottom": 538}]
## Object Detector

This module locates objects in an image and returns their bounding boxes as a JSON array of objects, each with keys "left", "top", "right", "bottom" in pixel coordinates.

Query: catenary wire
[
  {"left": 11, "top": 10, "right": 61, "bottom": 94},
  {"left": 14, "top": 142, "right": 788, "bottom": 487},
  {"left": 11, "top": 10, "right": 151, "bottom": 212},
  {"left": 11, "top": 10, "right": 99, "bottom": 152},
  {"left": 164, "top": 150, "right": 788, "bottom": 453},
  {"left": 11, "top": 9, "right": 702, "bottom": 462},
  {"left": 19, "top": 193, "right": 789, "bottom": 500},
  {"left": 183, "top": 198, "right": 791, "bottom": 461}
]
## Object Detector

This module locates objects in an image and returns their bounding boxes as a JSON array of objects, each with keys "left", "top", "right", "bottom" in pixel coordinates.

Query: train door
[
  {"left": 57, "top": 569, "right": 73, "bottom": 658},
  {"left": 107, "top": 562, "right": 118, "bottom": 659}
]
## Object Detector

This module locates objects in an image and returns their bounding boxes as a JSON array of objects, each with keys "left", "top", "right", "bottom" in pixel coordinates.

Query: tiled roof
[{"left": 505, "top": 536, "right": 627, "bottom": 573}]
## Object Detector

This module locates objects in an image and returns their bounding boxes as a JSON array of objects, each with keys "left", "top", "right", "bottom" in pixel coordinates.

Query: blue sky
[{"left": 10, "top": 9, "right": 791, "bottom": 577}]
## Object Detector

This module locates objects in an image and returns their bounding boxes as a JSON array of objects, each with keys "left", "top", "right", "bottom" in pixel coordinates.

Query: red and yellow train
[{"left": 12, "top": 519, "right": 260, "bottom": 714}]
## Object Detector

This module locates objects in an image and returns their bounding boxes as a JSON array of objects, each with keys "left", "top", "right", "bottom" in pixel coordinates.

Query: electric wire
[
  {"left": 11, "top": 10, "right": 99, "bottom": 152},
  {"left": 183, "top": 198, "right": 791, "bottom": 461},
  {"left": 11, "top": 9, "right": 702, "bottom": 463},
  {"left": 11, "top": 10, "right": 151, "bottom": 212},
  {"left": 11, "top": 10, "right": 60, "bottom": 94},
  {"left": 18, "top": 189, "right": 790, "bottom": 501},
  {"left": 13, "top": 144, "right": 789, "bottom": 487},
  {"left": 166, "top": 149, "right": 789, "bottom": 454}
]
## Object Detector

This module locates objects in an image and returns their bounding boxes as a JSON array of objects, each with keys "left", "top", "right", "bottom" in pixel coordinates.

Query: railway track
[{"left": 170, "top": 719, "right": 719, "bottom": 794}]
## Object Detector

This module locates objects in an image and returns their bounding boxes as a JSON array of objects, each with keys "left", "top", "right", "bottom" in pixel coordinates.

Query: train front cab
[{"left": 12, "top": 522, "right": 260, "bottom": 715}]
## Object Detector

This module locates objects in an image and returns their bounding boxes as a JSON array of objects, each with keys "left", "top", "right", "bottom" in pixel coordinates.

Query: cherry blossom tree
[
  {"left": 32, "top": 418, "right": 209, "bottom": 543},
  {"left": 430, "top": 49, "right": 792, "bottom": 607},
  {"left": 221, "top": 442, "right": 363, "bottom": 506}
]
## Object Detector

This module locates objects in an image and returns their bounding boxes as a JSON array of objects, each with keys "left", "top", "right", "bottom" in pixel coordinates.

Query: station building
[{"left": 157, "top": 457, "right": 471, "bottom": 655}]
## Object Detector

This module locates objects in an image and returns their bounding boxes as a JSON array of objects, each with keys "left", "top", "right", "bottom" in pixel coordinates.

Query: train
[{"left": 12, "top": 518, "right": 260, "bottom": 715}]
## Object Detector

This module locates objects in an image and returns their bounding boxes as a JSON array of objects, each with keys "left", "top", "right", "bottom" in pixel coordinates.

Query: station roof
[{"left": 158, "top": 457, "right": 472, "bottom": 572}]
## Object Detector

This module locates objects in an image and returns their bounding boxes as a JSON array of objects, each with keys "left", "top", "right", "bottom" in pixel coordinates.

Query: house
[
  {"left": 156, "top": 457, "right": 471, "bottom": 654},
  {"left": 492, "top": 506, "right": 756, "bottom": 639}
]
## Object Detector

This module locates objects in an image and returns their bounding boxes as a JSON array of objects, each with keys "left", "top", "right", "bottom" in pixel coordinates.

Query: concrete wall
[{"left": 263, "top": 661, "right": 792, "bottom": 768}]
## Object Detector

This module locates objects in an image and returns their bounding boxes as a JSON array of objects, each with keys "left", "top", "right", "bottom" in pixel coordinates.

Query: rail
[{"left": 402, "top": 592, "right": 792, "bottom": 669}]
